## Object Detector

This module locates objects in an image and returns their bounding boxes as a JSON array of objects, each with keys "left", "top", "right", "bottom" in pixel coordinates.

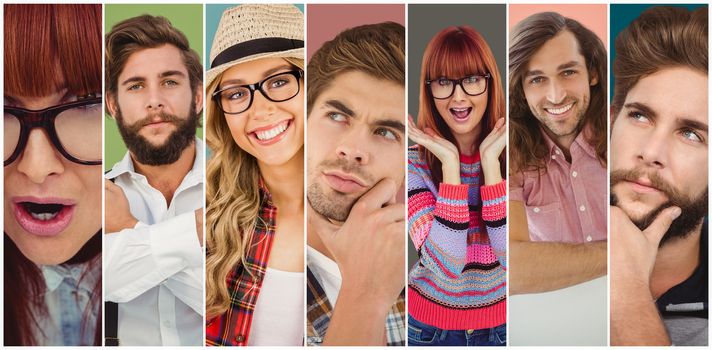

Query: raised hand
[
  {"left": 479, "top": 117, "right": 506, "bottom": 185},
  {"left": 408, "top": 115, "right": 461, "bottom": 184}
]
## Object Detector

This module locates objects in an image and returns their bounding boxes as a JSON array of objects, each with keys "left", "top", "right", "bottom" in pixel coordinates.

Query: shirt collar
[
  {"left": 105, "top": 137, "right": 205, "bottom": 181},
  {"left": 40, "top": 261, "right": 100, "bottom": 294},
  {"left": 540, "top": 124, "right": 598, "bottom": 163}
]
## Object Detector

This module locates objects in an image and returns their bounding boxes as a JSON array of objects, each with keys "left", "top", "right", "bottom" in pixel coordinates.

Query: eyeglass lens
[
  {"left": 4, "top": 103, "right": 102, "bottom": 163},
  {"left": 431, "top": 75, "right": 487, "bottom": 99},
  {"left": 218, "top": 72, "right": 300, "bottom": 114}
]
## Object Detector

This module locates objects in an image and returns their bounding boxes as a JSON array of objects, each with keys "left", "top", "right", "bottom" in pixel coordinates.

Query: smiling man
[
  {"left": 305, "top": 22, "right": 406, "bottom": 346},
  {"left": 103, "top": 14, "right": 204, "bottom": 346},
  {"left": 508, "top": 12, "right": 608, "bottom": 294},
  {"left": 609, "top": 6, "right": 708, "bottom": 346}
]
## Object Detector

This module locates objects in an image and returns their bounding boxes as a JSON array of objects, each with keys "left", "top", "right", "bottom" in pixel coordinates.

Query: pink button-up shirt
[{"left": 510, "top": 127, "right": 607, "bottom": 244}]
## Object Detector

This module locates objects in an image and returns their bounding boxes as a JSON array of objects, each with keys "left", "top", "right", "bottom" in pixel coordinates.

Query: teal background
[
  {"left": 609, "top": 3, "right": 707, "bottom": 99},
  {"left": 104, "top": 4, "right": 204, "bottom": 171}
]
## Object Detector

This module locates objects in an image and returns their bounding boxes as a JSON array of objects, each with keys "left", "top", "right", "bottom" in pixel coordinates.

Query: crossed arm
[{"left": 509, "top": 200, "right": 607, "bottom": 295}]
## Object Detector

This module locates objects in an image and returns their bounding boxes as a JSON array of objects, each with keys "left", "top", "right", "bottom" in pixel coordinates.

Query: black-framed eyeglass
[
  {"left": 212, "top": 69, "right": 304, "bottom": 115},
  {"left": 4, "top": 98, "right": 103, "bottom": 166},
  {"left": 426, "top": 73, "right": 491, "bottom": 99}
]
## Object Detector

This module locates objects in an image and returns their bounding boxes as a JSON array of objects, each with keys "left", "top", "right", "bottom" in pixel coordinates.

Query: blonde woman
[{"left": 204, "top": 4, "right": 305, "bottom": 346}]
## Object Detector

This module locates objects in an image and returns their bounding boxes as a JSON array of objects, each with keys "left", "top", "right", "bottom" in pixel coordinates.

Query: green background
[{"left": 104, "top": 4, "right": 204, "bottom": 171}]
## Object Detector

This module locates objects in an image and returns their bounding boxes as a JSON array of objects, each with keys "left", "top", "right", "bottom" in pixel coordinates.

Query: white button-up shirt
[{"left": 104, "top": 138, "right": 204, "bottom": 346}]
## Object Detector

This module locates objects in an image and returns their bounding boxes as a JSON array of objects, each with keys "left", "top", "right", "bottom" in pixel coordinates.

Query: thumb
[{"left": 643, "top": 206, "right": 681, "bottom": 246}]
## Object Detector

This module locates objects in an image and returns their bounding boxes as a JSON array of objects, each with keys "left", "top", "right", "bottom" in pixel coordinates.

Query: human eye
[
  {"left": 127, "top": 83, "right": 143, "bottom": 91},
  {"left": 627, "top": 110, "right": 650, "bottom": 124},
  {"left": 437, "top": 78, "right": 452, "bottom": 87},
  {"left": 562, "top": 69, "right": 577, "bottom": 77},
  {"left": 464, "top": 75, "right": 481, "bottom": 84},
  {"left": 328, "top": 112, "right": 348, "bottom": 123},
  {"left": 163, "top": 79, "right": 179, "bottom": 87},
  {"left": 375, "top": 127, "right": 399, "bottom": 141},
  {"left": 225, "top": 88, "right": 248, "bottom": 101},
  {"left": 680, "top": 128, "right": 705, "bottom": 144},
  {"left": 528, "top": 76, "right": 544, "bottom": 85}
]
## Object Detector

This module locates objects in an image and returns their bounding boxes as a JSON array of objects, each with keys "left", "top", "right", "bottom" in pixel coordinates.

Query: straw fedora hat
[{"left": 206, "top": 4, "right": 304, "bottom": 89}]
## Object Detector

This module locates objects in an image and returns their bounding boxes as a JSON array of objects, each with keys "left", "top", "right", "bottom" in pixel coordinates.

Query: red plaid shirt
[{"left": 205, "top": 183, "right": 278, "bottom": 346}]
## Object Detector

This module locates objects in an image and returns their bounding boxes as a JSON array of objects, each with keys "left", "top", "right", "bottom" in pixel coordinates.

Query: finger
[
  {"left": 643, "top": 206, "right": 681, "bottom": 246},
  {"left": 352, "top": 178, "right": 397, "bottom": 215},
  {"left": 375, "top": 203, "right": 405, "bottom": 223},
  {"left": 494, "top": 117, "right": 505, "bottom": 130},
  {"left": 307, "top": 203, "right": 340, "bottom": 240}
]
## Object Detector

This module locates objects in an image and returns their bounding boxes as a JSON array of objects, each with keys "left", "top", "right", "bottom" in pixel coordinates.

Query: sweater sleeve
[
  {"left": 408, "top": 156, "right": 470, "bottom": 276},
  {"left": 480, "top": 180, "right": 507, "bottom": 269}
]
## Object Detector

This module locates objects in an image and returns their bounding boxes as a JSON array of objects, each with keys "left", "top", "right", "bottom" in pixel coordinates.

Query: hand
[
  {"left": 408, "top": 115, "right": 460, "bottom": 184},
  {"left": 195, "top": 208, "right": 204, "bottom": 247},
  {"left": 309, "top": 178, "right": 405, "bottom": 309},
  {"left": 104, "top": 180, "right": 138, "bottom": 233},
  {"left": 479, "top": 117, "right": 506, "bottom": 185},
  {"left": 610, "top": 205, "right": 680, "bottom": 287}
]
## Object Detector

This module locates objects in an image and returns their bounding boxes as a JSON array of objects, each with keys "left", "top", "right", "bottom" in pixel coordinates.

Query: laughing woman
[
  {"left": 407, "top": 26, "right": 508, "bottom": 346},
  {"left": 204, "top": 4, "right": 305, "bottom": 346},
  {"left": 4, "top": 4, "right": 103, "bottom": 346}
]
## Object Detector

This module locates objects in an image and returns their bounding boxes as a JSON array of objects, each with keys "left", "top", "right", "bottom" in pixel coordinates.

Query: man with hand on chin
[
  {"left": 609, "top": 6, "right": 708, "bottom": 346},
  {"left": 305, "top": 21, "right": 406, "bottom": 346}
]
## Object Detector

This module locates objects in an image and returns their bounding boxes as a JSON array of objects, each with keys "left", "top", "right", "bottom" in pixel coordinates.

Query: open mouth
[
  {"left": 450, "top": 107, "right": 472, "bottom": 121},
  {"left": 250, "top": 119, "right": 293, "bottom": 145},
  {"left": 13, "top": 200, "right": 75, "bottom": 236},
  {"left": 545, "top": 103, "right": 574, "bottom": 116}
]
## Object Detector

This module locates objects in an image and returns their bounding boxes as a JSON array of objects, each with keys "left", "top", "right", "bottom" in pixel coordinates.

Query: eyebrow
[
  {"left": 121, "top": 70, "right": 186, "bottom": 86},
  {"left": 625, "top": 102, "right": 708, "bottom": 132},
  {"left": 324, "top": 99, "right": 356, "bottom": 117},
  {"left": 220, "top": 64, "right": 293, "bottom": 87},
  {"left": 525, "top": 60, "right": 583, "bottom": 77}
]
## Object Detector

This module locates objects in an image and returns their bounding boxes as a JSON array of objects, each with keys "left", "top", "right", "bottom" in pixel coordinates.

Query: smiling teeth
[
  {"left": 30, "top": 212, "right": 59, "bottom": 221},
  {"left": 255, "top": 121, "right": 289, "bottom": 141},
  {"left": 546, "top": 103, "right": 573, "bottom": 115}
]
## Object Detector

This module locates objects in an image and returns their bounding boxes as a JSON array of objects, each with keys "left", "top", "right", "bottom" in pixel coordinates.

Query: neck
[
  {"left": 453, "top": 123, "right": 481, "bottom": 156},
  {"left": 258, "top": 147, "right": 304, "bottom": 213},
  {"left": 650, "top": 222, "right": 703, "bottom": 299},
  {"left": 542, "top": 126, "right": 578, "bottom": 161},
  {"left": 132, "top": 141, "right": 196, "bottom": 207}
]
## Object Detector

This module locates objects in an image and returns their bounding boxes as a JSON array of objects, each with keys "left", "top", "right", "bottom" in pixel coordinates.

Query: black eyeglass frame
[
  {"left": 426, "top": 73, "right": 492, "bottom": 100},
  {"left": 212, "top": 69, "right": 304, "bottom": 115},
  {"left": 4, "top": 97, "right": 103, "bottom": 166}
]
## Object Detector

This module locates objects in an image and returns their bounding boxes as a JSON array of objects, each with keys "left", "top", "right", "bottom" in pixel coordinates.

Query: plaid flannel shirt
[
  {"left": 205, "top": 182, "right": 277, "bottom": 346},
  {"left": 306, "top": 268, "right": 406, "bottom": 346}
]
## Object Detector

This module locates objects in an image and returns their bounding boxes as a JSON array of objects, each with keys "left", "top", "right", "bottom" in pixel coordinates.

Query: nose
[
  {"left": 335, "top": 128, "right": 370, "bottom": 165},
  {"left": 637, "top": 129, "right": 669, "bottom": 170},
  {"left": 249, "top": 89, "right": 276, "bottom": 119},
  {"left": 16, "top": 129, "right": 65, "bottom": 184},
  {"left": 452, "top": 83, "right": 467, "bottom": 101},
  {"left": 146, "top": 85, "right": 165, "bottom": 111},
  {"left": 546, "top": 80, "right": 567, "bottom": 104}
]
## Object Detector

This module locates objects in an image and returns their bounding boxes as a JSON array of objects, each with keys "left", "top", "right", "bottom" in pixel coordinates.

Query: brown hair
[
  {"left": 105, "top": 14, "right": 203, "bottom": 97},
  {"left": 612, "top": 6, "right": 708, "bottom": 117},
  {"left": 509, "top": 12, "right": 607, "bottom": 174},
  {"left": 4, "top": 4, "right": 102, "bottom": 346},
  {"left": 307, "top": 21, "right": 405, "bottom": 114},
  {"left": 417, "top": 26, "right": 506, "bottom": 185}
]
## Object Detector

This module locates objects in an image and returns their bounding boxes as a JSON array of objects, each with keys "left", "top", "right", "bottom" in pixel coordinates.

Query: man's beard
[
  {"left": 530, "top": 95, "right": 588, "bottom": 138},
  {"left": 611, "top": 168, "right": 707, "bottom": 246},
  {"left": 115, "top": 101, "right": 200, "bottom": 166},
  {"left": 307, "top": 157, "right": 373, "bottom": 222}
]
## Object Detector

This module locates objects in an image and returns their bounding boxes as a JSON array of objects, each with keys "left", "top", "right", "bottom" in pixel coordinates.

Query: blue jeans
[{"left": 408, "top": 315, "right": 506, "bottom": 346}]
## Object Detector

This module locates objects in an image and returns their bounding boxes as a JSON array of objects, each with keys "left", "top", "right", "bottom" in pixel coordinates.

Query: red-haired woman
[
  {"left": 4, "top": 4, "right": 103, "bottom": 346},
  {"left": 407, "top": 26, "right": 507, "bottom": 346}
]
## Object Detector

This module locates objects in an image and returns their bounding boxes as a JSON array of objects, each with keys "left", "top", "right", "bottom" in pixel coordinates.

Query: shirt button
[
  {"left": 579, "top": 205, "right": 586, "bottom": 212},
  {"left": 586, "top": 235, "right": 592, "bottom": 242},
  {"left": 235, "top": 335, "right": 245, "bottom": 343},
  {"left": 533, "top": 207, "right": 540, "bottom": 213},
  {"left": 466, "top": 329, "right": 475, "bottom": 334},
  {"left": 572, "top": 171, "right": 578, "bottom": 177},
  {"left": 551, "top": 155, "right": 556, "bottom": 159},
  {"left": 555, "top": 149, "right": 561, "bottom": 155}
]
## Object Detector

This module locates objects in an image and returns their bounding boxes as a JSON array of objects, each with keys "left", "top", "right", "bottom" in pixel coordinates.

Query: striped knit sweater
[{"left": 407, "top": 145, "right": 507, "bottom": 330}]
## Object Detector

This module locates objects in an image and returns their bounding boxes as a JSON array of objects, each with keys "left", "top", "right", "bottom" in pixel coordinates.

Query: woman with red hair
[{"left": 407, "top": 26, "right": 507, "bottom": 346}]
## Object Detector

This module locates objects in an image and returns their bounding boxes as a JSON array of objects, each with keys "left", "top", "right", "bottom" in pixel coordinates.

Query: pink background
[
  {"left": 307, "top": 4, "right": 405, "bottom": 60},
  {"left": 509, "top": 4, "right": 607, "bottom": 47}
]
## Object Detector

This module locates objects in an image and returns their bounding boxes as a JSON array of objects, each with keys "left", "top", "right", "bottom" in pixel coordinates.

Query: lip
[
  {"left": 625, "top": 179, "right": 663, "bottom": 194},
  {"left": 322, "top": 171, "right": 367, "bottom": 193},
  {"left": 248, "top": 118, "right": 294, "bottom": 146},
  {"left": 544, "top": 102, "right": 575, "bottom": 121},
  {"left": 449, "top": 106, "right": 472, "bottom": 123},
  {"left": 11, "top": 197, "right": 76, "bottom": 237}
]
